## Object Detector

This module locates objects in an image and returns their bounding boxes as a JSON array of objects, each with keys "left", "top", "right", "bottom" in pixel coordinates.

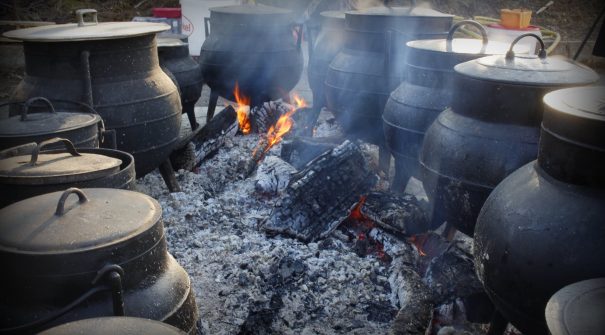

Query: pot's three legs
[
  {"left": 159, "top": 159, "right": 181, "bottom": 193},
  {"left": 206, "top": 90, "right": 220, "bottom": 123},
  {"left": 183, "top": 102, "right": 198, "bottom": 130}
]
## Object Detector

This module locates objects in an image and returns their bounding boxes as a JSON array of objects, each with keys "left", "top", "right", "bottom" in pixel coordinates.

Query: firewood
[
  {"left": 262, "top": 140, "right": 377, "bottom": 242},
  {"left": 361, "top": 191, "right": 429, "bottom": 238}
]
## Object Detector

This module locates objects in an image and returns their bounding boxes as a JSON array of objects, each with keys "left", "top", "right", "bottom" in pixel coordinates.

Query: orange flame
[
  {"left": 233, "top": 82, "right": 251, "bottom": 134},
  {"left": 292, "top": 93, "right": 307, "bottom": 109},
  {"left": 407, "top": 234, "right": 428, "bottom": 257}
]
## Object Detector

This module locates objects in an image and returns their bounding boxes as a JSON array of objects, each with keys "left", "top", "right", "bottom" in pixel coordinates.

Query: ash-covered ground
[{"left": 137, "top": 112, "right": 401, "bottom": 335}]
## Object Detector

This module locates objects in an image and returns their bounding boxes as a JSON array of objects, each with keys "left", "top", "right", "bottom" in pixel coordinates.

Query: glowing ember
[
  {"left": 408, "top": 234, "right": 428, "bottom": 257},
  {"left": 233, "top": 82, "right": 251, "bottom": 134}
]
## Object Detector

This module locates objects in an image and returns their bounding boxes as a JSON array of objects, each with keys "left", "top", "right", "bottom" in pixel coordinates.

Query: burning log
[
  {"left": 171, "top": 106, "right": 238, "bottom": 170},
  {"left": 280, "top": 135, "right": 342, "bottom": 169},
  {"left": 389, "top": 256, "right": 435, "bottom": 335},
  {"left": 262, "top": 140, "right": 377, "bottom": 242},
  {"left": 250, "top": 101, "right": 294, "bottom": 134},
  {"left": 360, "top": 192, "right": 429, "bottom": 238}
]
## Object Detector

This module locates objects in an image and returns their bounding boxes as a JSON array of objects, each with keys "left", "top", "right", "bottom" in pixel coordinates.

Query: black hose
[{"left": 574, "top": 5, "right": 605, "bottom": 60}]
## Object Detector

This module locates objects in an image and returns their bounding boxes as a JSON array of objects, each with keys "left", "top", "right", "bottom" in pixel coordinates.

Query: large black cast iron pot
[
  {"left": 3, "top": 9, "right": 181, "bottom": 177},
  {"left": 0, "top": 187, "right": 198, "bottom": 334},
  {"left": 419, "top": 34, "right": 598, "bottom": 234},
  {"left": 383, "top": 20, "right": 518, "bottom": 189},
  {"left": 199, "top": 4, "right": 303, "bottom": 106},
  {"left": 474, "top": 86, "right": 605, "bottom": 335},
  {"left": 308, "top": 11, "right": 346, "bottom": 114},
  {"left": 0, "top": 138, "right": 135, "bottom": 208},
  {"left": 158, "top": 37, "right": 203, "bottom": 130},
  {"left": 324, "top": 5, "right": 453, "bottom": 144},
  {"left": 0, "top": 97, "right": 104, "bottom": 151}
]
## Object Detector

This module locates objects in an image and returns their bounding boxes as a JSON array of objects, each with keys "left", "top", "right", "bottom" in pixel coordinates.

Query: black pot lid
[
  {"left": 455, "top": 54, "right": 599, "bottom": 86},
  {"left": 211, "top": 4, "right": 293, "bottom": 16},
  {"left": 0, "top": 109, "right": 101, "bottom": 138},
  {"left": 0, "top": 138, "right": 121, "bottom": 185},
  {"left": 39, "top": 317, "right": 187, "bottom": 335},
  {"left": 545, "top": 278, "right": 605, "bottom": 335},
  {"left": 3, "top": 9, "right": 168, "bottom": 42},
  {"left": 0, "top": 188, "right": 161, "bottom": 253},
  {"left": 347, "top": 6, "right": 452, "bottom": 18},
  {"left": 542, "top": 86, "right": 605, "bottom": 149},
  {"left": 158, "top": 37, "right": 188, "bottom": 48}
]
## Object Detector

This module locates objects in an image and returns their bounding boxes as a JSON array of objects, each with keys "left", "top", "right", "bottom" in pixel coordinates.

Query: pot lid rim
[
  {"left": 345, "top": 6, "right": 454, "bottom": 18},
  {"left": 3, "top": 22, "right": 169, "bottom": 42},
  {"left": 157, "top": 37, "right": 188, "bottom": 47},
  {"left": 0, "top": 188, "right": 162, "bottom": 253},
  {"left": 543, "top": 86, "right": 605, "bottom": 122},
  {"left": 320, "top": 10, "right": 346, "bottom": 20},
  {"left": 406, "top": 38, "right": 526, "bottom": 55},
  {"left": 0, "top": 112, "right": 101, "bottom": 136},
  {"left": 0, "top": 152, "right": 121, "bottom": 184}
]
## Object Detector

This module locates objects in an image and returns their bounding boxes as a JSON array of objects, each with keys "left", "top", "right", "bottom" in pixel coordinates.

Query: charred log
[
  {"left": 250, "top": 101, "right": 293, "bottom": 134},
  {"left": 389, "top": 257, "right": 434, "bottom": 335},
  {"left": 262, "top": 140, "right": 377, "bottom": 242},
  {"left": 280, "top": 136, "right": 342, "bottom": 169},
  {"left": 361, "top": 192, "right": 429, "bottom": 238},
  {"left": 254, "top": 156, "right": 297, "bottom": 196}
]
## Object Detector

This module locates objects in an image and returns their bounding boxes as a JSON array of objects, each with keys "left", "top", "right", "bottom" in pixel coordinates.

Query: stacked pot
[
  {"left": 324, "top": 6, "right": 453, "bottom": 144},
  {"left": 419, "top": 34, "right": 598, "bottom": 234},
  {"left": 0, "top": 187, "right": 199, "bottom": 334},
  {"left": 383, "top": 21, "right": 524, "bottom": 190},
  {"left": 4, "top": 9, "right": 182, "bottom": 177},
  {"left": 474, "top": 86, "right": 605, "bottom": 334}
]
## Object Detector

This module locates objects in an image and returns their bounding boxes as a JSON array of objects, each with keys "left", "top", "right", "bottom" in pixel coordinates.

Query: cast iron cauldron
[
  {"left": 0, "top": 97, "right": 104, "bottom": 151},
  {"left": 199, "top": 4, "right": 303, "bottom": 108},
  {"left": 0, "top": 188, "right": 198, "bottom": 334},
  {"left": 420, "top": 34, "right": 598, "bottom": 234},
  {"left": 39, "top": 317, "right": 187, "bottom": 335},
  {"left": 474, "top": 86, "right": 605, "bottom": 335},
  {"left": 3, "top": 9, "right": 181, "bottom": 177},
  {"left": 383, "top": 21, "right": 519, "bottom": 189},
  {"left": 308, "top": 11, "right": 346, "bottom": 114},
  {"left": 324, "top": 4, "right": 453, "bottom": 144},
  {"left": 0, "top": 138, "right": 135, "bottom": 208},
  {"left": 158, "top": 37, "right": 203, "bottom": 130}
]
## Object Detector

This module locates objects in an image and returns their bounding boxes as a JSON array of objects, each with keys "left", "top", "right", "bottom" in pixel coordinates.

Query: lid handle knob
[
  {"left": 446, "top": 20, "right": 488, "bottom": 53},
  {"left": 506, "top": 33, "right": 547, "bottom": 61},
  {"left": 21, "top": 97, "right": 56, "bottom": 121},
  {"left": 76, "top": 9, "right": 98, "bottom": 27},
  {"left": 55, "top": 188, "right": 89, "bottom": 216},
  {"left": 29, "top": 137, "right": 81, "bottom": 166}
]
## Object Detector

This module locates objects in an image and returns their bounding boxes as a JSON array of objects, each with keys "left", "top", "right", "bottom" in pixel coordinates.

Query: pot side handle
[
  {"left": 29, "top": 137, "right": 82, "bottom": 166},
  {"left": 76, "top": 9, "right": 98, "bottom": 27},
  {"left": 446, "top": 20, "right": 488, "bottom": 53},
  {"left": 204, "top": 17, "right": 210, "bottom": 38},
  {"left": 21, "top": 97, "right": 56, "bottom": 121}
]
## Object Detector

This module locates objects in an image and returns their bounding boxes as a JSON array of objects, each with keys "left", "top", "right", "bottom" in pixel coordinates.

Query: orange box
[{"left": 500, "top": 8, "right": 533, "bottom": 29}]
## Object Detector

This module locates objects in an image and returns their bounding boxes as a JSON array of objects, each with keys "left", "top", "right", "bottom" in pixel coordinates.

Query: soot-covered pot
[
  {"left": 158, "top": 37, "right": 203, "bottom": 130},
  {"left": 474, "top": 86, "right": 605, "bottom": 335},
  {"left": 419, "top": 34, "right": 598, "bottom": 234},
  {"left": 0, "top": 188, "right": 198, "bottom": 334},
  {"left": 324, "top": 5, "right": 453, "bottom": 144},
  {"left": 199, "top": 4, "right": 303, "bottom": 106},
  {"left": 308, "top": 11, "right": 346, "bottom": 114},
  {"left": 382, "top": 20, "right": 520, "bottom": 189},
  {"left": 4, "top": 9, "right": 181, "bottom": 176},
  {"left": 0, "top": 97, "right": 104, "bottom": 151}
]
